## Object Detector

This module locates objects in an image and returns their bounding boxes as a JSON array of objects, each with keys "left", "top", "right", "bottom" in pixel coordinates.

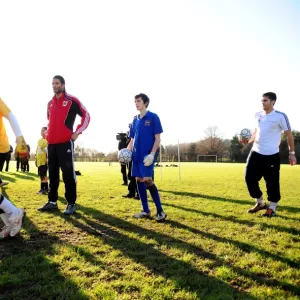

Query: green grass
[{"left": 0, "top": 162, "right": 299, "bottom": 299}]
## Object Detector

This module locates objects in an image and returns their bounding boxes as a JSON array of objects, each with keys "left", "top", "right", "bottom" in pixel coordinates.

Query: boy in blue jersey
[{"left": 127, "top": 93, "right": 166, "bottom": 221}]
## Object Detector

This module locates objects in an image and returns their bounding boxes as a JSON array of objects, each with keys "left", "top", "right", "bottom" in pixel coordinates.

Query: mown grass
[{"left": 0, "top": 162, "right": 299, "bottom": 299}]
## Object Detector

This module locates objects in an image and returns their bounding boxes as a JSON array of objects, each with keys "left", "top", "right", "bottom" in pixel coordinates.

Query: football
[
  {"left": 118, "top": 148, "right": 132, "bottom": 164},
  {"left": 240, "top": 128, "right": 251, "bottom": 138}
]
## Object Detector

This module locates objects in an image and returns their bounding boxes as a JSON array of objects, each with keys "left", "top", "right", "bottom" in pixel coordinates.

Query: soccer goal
[{"left": 197, "top": 155, "right": 218, "bottom": 162}]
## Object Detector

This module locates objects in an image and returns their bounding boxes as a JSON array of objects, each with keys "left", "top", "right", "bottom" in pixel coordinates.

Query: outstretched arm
[
  {"left": 0, "top": 98, "right": 22, "bottom": 138},
  {"left": 0, "top": 98, "right": 28, "bottom": 152}
]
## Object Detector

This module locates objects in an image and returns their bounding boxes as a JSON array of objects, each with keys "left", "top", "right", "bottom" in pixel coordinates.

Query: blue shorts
[{"left": 132, "top": 161, "right": 154, "bottom": 178}]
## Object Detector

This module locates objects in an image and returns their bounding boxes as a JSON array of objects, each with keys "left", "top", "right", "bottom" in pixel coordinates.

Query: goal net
[{"left": 197, "top": 155, "right": 218, "bottom": 162}]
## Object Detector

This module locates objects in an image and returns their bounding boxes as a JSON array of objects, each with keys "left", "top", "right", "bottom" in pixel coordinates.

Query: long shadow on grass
[
  {"left": 163, "top": 219, "right": 300, "bottom": 295},
  {"left": 163, "top": 203, "right": 300, "bottom": 237},
  {"left": 163, "top": 217, "right": 300, "bottom": 269},
  {"left": 14, "top": 173, "right": 37, "bottom": 181},
  {"left": 0, "top": 229, "right": 87, "bottom": 299},
  {"left": 86, "top": 206, "right": 300, "bottom": 295},
  {"left": 0, "top": 174, "right": 16, "bottom": 183},
  {"left": 160, "top": 190, "right": 300, "bottom": 214},
  {"left": 0, "top": 193, "right": 92, "bottom": 299},
  {"left": 24, "top": 172, "right": 38, "bottom": 177},
  {"left": 0, "top": 217, "right": 123, "bottom": 299},
  {"left": 59, "top": 207, "right": 255, "bottom": 299},
  {"left": 61, "top": 204, "right": 300, "bottom": 298}
]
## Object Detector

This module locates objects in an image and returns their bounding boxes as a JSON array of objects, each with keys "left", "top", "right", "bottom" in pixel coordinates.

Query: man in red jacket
[{"left": 38, "top": 75, "right": 90, "bottom": 215}]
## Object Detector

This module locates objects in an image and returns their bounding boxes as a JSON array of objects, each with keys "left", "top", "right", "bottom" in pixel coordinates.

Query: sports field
[{"left": 0, "top": 162, "right": 299, "bottom": 299}]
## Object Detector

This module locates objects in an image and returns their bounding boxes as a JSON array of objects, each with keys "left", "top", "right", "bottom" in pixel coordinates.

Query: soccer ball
[
  {"left": 118, "top": 148, "right": 132, "bottom": 164},
  {"left": 240, "top": 128, "right": 251, "bottom": 138}
]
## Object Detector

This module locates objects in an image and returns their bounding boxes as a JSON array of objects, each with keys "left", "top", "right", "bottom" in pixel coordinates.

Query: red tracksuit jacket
[{"left": 47, "top": 92, "right": 90, "bottom": 144}]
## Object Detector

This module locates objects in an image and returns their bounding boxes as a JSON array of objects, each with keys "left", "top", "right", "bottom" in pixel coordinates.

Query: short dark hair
[
  {"left": 53, "top": 75, "right": 65, "bottom": 85},
  {"left": 42, "top": 127, "right": 47, "bottom": 131},
  {"left": 135, "top": 93, "right": 150, "bottom": 107},
  {"left": 263, "top": 92, "right": 277, "bottom": 101}
]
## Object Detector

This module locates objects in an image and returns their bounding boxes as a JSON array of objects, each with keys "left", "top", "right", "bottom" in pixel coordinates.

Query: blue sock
[
  {"left": 137, "top": 182, "right": 150, "bottom": 213},
  {"left": 148, "top": 184, "right": 163, "bottom": 214}
]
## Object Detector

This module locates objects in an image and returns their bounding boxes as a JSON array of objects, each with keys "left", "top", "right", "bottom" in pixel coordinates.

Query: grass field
[{"left": 0, "top": 162, "right": 299, "bottom": 300}]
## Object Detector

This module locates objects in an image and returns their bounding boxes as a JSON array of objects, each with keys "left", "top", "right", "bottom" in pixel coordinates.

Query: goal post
[
  {"left": 197, "top": 155, "right": 218, "bottom": 162},
  {"left": 158, "top": 138, "right": 181, "bottom": 180}
]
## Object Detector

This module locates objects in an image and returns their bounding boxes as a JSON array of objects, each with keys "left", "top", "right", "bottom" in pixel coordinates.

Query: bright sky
[{"left": 1, "top": 0, "right": 299, "bottom": 153}]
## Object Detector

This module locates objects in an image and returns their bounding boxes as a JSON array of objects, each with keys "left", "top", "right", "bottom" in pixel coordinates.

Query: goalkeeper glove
[{"left": 143, "top": 152, "right": 155, "bottom": 166}]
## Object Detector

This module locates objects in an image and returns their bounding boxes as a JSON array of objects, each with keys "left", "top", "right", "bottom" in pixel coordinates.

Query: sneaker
[
  {"left": 0, "top": 182, "right": 9, "bottom": 187},
  {"left": 121, "top": 183, "right": 128, "bottom": 186},
  {"left": 247, "top": 203, "right": 268, "bottom": 213},
  {"left": 36, "top": 189, "right": 44, "bottom": 194},
  {"left": 156, "top": 211, "right": 167, "bottom": 222},
  {"left": 261, "top": 208, "right": 276, "bottom": 217},
  {"left": 63, "top": 204, "right": 76, "bottom": 215},
  {"left": 8, "top": 208, "right": 25, "bottom": 237},
  {"left": 133, "top": 211, "right": 151, "bottom": 218},
  {"left": 38, "top": 202, "right": 58, "bottom": 211},
  {"left": 122, "top": 194, "right": 134, "bottom": 198},
  {"left": 0, "top": 225, "right": 11, "bottom": 239}
]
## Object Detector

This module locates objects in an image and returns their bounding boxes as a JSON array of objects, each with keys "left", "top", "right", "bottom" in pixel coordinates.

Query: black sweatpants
[
  {"left": 5, "top": 153, "right": 11, "bottom": 172},
  {"left": 48, "top": 141, "right": 76, "bottom": 204},
  {"left": 24, "top": 160, "right": 29, "bottom": 172},
  {"left": 16, "top": 156, "right": 20, "bottom": 171},
  {"left": 0, "top": 152, "right": 9, "bottom": 172},
  {"left": 21, "top": 158, "right": 29, "bottom": 172},
  {"left": 121, "top": 164, "right": 128, "bottom": 184},
  {"left": 127, "top": 161, "right": 137, "bottom": 196},
  {"left": 245, "top": 151, "right": 281, "bottom": 203}
]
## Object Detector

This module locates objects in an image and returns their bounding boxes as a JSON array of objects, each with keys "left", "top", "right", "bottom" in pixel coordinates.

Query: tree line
[
  {"left": 28, "top": 126, "right": 298, "bottom": 164},
  {"left": 162, "top": 126, "right": 300, "bottom": 163}
]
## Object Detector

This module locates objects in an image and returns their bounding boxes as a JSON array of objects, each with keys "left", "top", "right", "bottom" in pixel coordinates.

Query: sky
[{"left": 1, "top": 0, "right": 300, "bottom": 154}]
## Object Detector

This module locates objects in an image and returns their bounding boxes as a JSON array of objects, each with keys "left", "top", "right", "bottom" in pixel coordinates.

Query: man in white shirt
[{"left": 246, "top": 92, "right": 297, "bottom": 217}]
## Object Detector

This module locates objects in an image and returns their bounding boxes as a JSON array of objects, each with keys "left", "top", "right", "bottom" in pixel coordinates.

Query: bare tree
[
  {"left": 197, "top": 126, "right": 228, "bottom": 159},
  {"left": 105, "top": 151, "right": 118, "bottom": 162}
]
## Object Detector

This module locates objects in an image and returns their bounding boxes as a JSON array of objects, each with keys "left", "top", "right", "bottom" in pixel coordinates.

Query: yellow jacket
[
  {"left": 36, "top": 138, "right": 48, "bottom": 167},
  {"left": 15, "top": 143, "right": 29, "bottom": 158}
]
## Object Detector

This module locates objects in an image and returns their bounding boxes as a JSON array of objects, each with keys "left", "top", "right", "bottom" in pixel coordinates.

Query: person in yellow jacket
[
  {"left": 0, "top": 97, "right": 26, "bottom": 239},
  {"left": 36, "top": 127, "right": 48, "bottom": 194}
]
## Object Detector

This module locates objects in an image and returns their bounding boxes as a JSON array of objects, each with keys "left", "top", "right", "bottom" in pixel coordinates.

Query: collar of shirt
[
  {"left": 137, "top": 111, "right": 150, "bottom": 120},
  {"left": 52, "top": 92, "right": 65, "bottom": 102},
  {"left": 262, "top": 109, "right": 275, "bottom": 116}
]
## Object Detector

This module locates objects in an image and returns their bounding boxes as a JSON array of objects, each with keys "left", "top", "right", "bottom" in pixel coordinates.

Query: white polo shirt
[{"left": 252, "top": 110, "right": 291, "bottom": 155}]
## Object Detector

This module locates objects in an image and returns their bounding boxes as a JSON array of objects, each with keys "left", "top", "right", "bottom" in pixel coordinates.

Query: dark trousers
[
  {"left": 0, "top": 153, "right": 8, "bottom": 172},
  {"left": 127, "top": 161, "right": 137, "bottom": 196},
  {"left": 5, "top": 157, "right": 10, "bottom": 172},
  {"left": 48, "top": 141, "right": 77, "bottom": 204},
  {"left": 21, "top": 159, "right": 29, "bottom": 172},
  {"left": 16, "top": 157, "right": 20, "bottom": 171},
  {"left": 121, "top": 164, "right": 128, "bottom": 184},
  {"left": 245, "top": 151, "right": 281, "bottom": 203},
  {"left": 25, "top": 160, "right": 29, "bottom": 172}
]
